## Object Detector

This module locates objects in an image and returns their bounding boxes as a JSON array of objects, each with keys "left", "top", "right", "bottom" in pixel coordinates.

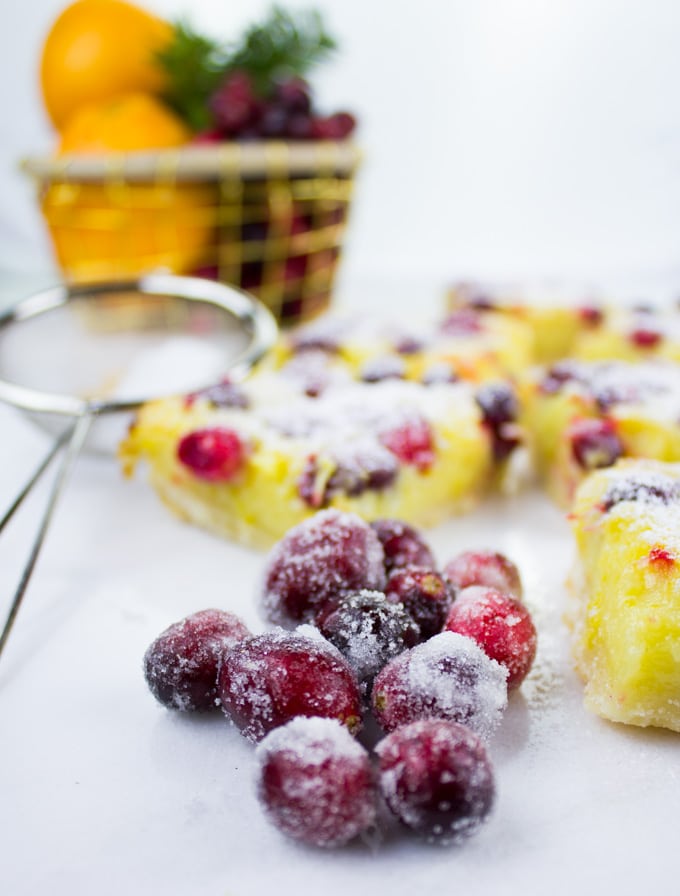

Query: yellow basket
[{"left": 22, "top": 141, "right": 361, "bottom": 326}]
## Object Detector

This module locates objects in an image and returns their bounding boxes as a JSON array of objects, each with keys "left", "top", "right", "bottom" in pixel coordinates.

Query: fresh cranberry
[
  {"left": 262, "top": 509, "right": 386, "bottom": 625},
  {"left": 314, "top": 589, "right": 420, "bottom": 692},
  {"left": 539, "top": 361, "right": 579, "bottom": 395},
  {"left": 569, "top": 418, "right": 623, "bottom": 470},
  {"left": 185, "top": 379, "right": 250, "bottom": 410},
  {"left": 210, "top": 71, "right": 262, "bottom": 135},
  {"left": 256, "top": 717, "right": 376, "bottom": 847},
  {"left": 311, "top": 112, "right": 357, "bottom": 139},
  {"left": 375, "top": 719, "right": 495, "bottom": 844},
  {"left": 443, "top": 586, "right": 537, "bottom": 690},
  {"left": 385, "top": 566, "right": 452, "bottom": 640},
  {"left": 192, "top": 129, "right": 223, "bottom": 145},
  {"left": 218, "top": 628, "right": 362, "bottom": 742},
  {"left": 143, "top": 609, "right": 250, "bottom": 711},
  {"left": 297, "top": 449, "right": 398, "bottom": 508},
  {"left": 380, "top": 416, "right": 435, "bottom": 471},
  {"left": 286, "top": 113, "right": 314, "bottom": 139},
  {"left": 440, "top": 308, "right": 484, "bottom": 336},
  {"left": 475, "top": 382, "right": 520, "bottom": 461},
  {"left": 258, "top": 102, "right": 290, "bottom": 138},
  {"left": 177, "top": 427, "right": 246, "bottom": 482},
  {"left": 648, "top": 546, "right": 675, "bottom": 566},
  {"left": 630, "top": 326, "right": 663, "bottom": 349},
  {"left": 360, "top": 355, "right": 406, "bottom": 383},
  {"left": 371, "top": 631, "right": 508, "bottom": 740},
  {"left": 442, "top": 549, "right": 523, "bottom": 599},
  {"left": 370, "top": 519, "right": 436, "bottom": 575},
  {"left": 602, "top": 473, "right": 680, "bottom": 511},
  {"left": 274, "top": 77, "right": 312, "bottom": 115}
]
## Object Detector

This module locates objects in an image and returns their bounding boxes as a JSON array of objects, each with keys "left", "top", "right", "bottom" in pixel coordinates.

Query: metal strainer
[{"left": 0, "top": 274, "right": 277, "bottom": 659}]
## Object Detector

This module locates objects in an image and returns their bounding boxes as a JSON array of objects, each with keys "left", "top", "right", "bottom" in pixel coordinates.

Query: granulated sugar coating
[
  {"left": 256, "top": 717, "right": 377, "bottom": 848},
  {"left": 217, "top": 628, "right": 362, "bottom": 742},
  {"left": 143, "top": 609, "right": 250, "bottom": 711},
  {"left": 314, "top": 589, "right": 420, "bottom": 691},
  {"left": 262, "top": 509, "right": 387, "bottom": 625},
  {"left": 375, "top": 719, "right": 495, "bottom": 845},
  {"left": 372, "top": 631, "right": 508, "bottom": 739}
]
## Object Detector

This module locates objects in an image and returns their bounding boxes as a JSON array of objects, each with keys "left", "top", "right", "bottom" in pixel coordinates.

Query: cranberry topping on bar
[
  {"left": 177, "top": 427, "right": 247, "bottom": 481},
  {"left": 475, "top": 382, "right": 521, "bottom": 461},
  {"left": 379, "top": 416, "right": 435, "bottom": 471},
  {"left": 569, "top": 418, "right": 623, "bottom": 471}
]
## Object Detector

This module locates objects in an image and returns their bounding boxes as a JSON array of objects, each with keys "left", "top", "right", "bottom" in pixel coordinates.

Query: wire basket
[{"left": 22, "top": 141, "right": 361, "bottom": 326}]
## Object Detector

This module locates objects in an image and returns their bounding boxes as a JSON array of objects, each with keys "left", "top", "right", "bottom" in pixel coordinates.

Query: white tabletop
[{"left": 0, "top": 277, "right": 678, "bottom": 896}]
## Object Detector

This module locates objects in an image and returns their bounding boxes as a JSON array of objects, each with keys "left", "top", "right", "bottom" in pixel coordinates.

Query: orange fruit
[
  {"left": 57, "top": 92, "right": 192, "bottom": 154},
  {"left": 40, "top": 0, "right": 172, "bottom": 130}
]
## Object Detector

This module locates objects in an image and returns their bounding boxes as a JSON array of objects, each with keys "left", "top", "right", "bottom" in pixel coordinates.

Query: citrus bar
[
  {"left": 522, "top": 359, "right": 680, "bottom": 506},
  {"left": 569, "top": 459, "right": 680, "bottom": 731}
]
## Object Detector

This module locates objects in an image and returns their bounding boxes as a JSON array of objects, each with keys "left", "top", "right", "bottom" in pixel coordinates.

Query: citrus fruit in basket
[{"left": 40, "top": 0, "right": 172, "bottom": 129}]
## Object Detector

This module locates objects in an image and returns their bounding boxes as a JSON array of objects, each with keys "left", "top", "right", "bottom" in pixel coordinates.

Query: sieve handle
[{"left": 0, "top": 413, "right": 93, "bottom": 661}]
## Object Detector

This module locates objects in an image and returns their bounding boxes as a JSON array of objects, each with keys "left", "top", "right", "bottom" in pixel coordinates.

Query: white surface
[
  {"left": 4, "top": 0, "right": 680, "bottom": 285},
  {"left": 0, "top": 362, "right": 679, "bottom": 895}
]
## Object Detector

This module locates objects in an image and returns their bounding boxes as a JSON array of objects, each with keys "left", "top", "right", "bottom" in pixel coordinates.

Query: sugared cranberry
[
  {"left": 370, "top": 518, "right": 436, "bottom": 575},
  {"left": 375, "top": 719, "right": 495, "bottom": 845},
  {"left": 380, "top": 416, "right": 435, "bottom": 471},
  {"left": 360, "top": 355, "right": 406, "bottom": 383},
  {"left": 385, "top": 566, "right": 452, "bottom": 640},
  {"left": 218, "top": 628, "right": 362, "bottom": 742},
  {"left": 539, "top": 361, "right": 579, "bottom": 395},
  {"left": 177, "top": 427, "right": 246, "bottom": 482},
  {"left": 440, "top": 308, "right": 484, "bottom": 336},
  {"left": 143, "top": 609, "right": 250, "bottom": 711},
  {"left": 256, "top": 717, "right": 376, "bottom": 848},
  {"left": 443, "top": 586, "right": 537, "bottom": 690},
  {"left": 185, "top": 379, "right": 250, "bottom": 410},
  {"left": 569, "top": 418, "right": 623, "bottom": 470},
  {"left": 262, "top": 509, "right": 386, "bottom": 625},
  {"left": 475, "top": 382, "right": 521, "bottom": 461},
  {"left": 371, "top": 631, "right": 508, "bottom": 740},
  {"left": 602, "top": 473, "right": 680, "bottom": 511},
  {"left": 314, "top": 589, "right": 420, "bottom": 691},
  {"left": 442, "top": 549, "right": 523, "bottom": 600}
]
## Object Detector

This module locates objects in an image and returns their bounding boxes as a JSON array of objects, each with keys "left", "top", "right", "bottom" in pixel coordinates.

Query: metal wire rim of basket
[{"left": 22, "top": 141, "right": 362, "bottom": 326}]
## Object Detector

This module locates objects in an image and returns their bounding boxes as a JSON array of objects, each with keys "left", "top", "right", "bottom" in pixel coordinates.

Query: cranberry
[
  {"left": 218, "top": 628, "right": 362, "bottom": 742},
  {"left": 380, "top": 416, "right": 435, "bottom": 471},
  {"left": 444, "top": 586, "right": 537, "bottom": 690},
  {"left": 143, "top": 609, "right": 250, "bottom": 711},
  {"left": 210, "top": 71, "right": 261, "bottom": 135},
  {"left": 569, "top": 418, "right": 623, "bottom": 470},
  {"left": 579, "top": 305, "right": 604, "bottom": 326},
  {"left": 177, "top": 427, "right": 246, "bottom": 482},
  {"left": 274, "top": 77, "right": 312, "bottom": 115},
  {"left": 259, "top": 102, "right": 290, "bottom": 138},
  {"left": 286, "top": 113, "right": 314, "bottom": 139},
  {"left": 314, "top": 589, "right": 420, "bottom": 691},
  {"left": 385, "top": 566, "right": 452, "bottom": 640},
  {"left": 440, "top": 308, "right": 484, "bottom": 336},
  {"left": 442, "top": 549, "right": 523, "bottom": 599},
  {"left": 371, "top": 631, "right": 508, "bottom": 740},
  {"left": 311, "top": 112, "right": 357, "bottom": 139},
  {"left": 185, "top": 379, "right": 250, "bottom": 410},
  {"left": 360, "top": 355, "right": 406, "bottom": 383},
  {"left": 630, "top": 326, "right": 663, "bottom": 348},
  {"left": 602, "top": 473, "right": 680, "bottom": 511},
  {"left": 297, "top": 450, "right": 398, "bottom": 509},
  {"left": 375, "top": 719, "right": 495, "bottom": 845},
  {"left": 648, "top": 546, "right": 675, "bottom": 566},
  {"left": 394, "top": 336, "right": 424, "bottom": 355},
  {"left": 475, "top": 382, "right": 520, "bottom": 461},
  {"left": 370, "top": 518, "right": 436, "bottom": 575},
  {"left": 262, "top": 509, "right": 386, "bottom": 625},
  {"left": 256, "top": 717, "right": 376, "bottom": 847},
  {"left": 539, "top": 361, "right": 579, "bottom": 395}
]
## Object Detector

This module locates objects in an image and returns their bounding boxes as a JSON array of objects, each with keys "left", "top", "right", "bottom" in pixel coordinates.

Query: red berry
[
  {"left": 210, "top": 70, "right": 261, "bottom": 135},
  {"left": 385, "top": 566, "right": 452, "bottom": 640},
  {"left": 177, "top": 427, "right": 246, "bottom": 482},
  {"left": 375, "top": 719, "right": 495, "bottom": 844},
  {"left": 218, "top": 628, "right": 362, "bottom": 742},
  {"left": 380, "top": 416, "right": 435, "bottom": 471},
  {"left": 370, "top": 518, "right": 436, "bottom": 575},
  {"left": 311, "top": 112, "right": 357, "bottom": 139},
  {"left": 143, "top": 609, "right": 250, "bottom": 711},
  {"left": 475, "top": 382, "right": 521, "bottom": 462},
  {"left": 262, "top": 509, "right": 386, "bottom": 625},
  {"left": 371, "top": 631, "right": 508, "bottom": 739},
  {"left": 440, "top": 308, "right": 484, "bottom": 336},
  {"left": 314, "top": 589, "right": 420, "bottom": 691},
  {"left": 578, "top": 305, "right": 603, "bottom": 326},
  {"left": 569, "top": 418, "right": 623, "bottom": 470},
  {"left": 184, "top": 379, "right": 250, "bottom": 410},
  {"left": 444, "top": 586, "right": 537, "bottom": 689},
  {"left": 257, "top": 717, "right": 376, "bottom": 848},
  {"left": 630, "top": 326, "right": 662, "bottom": 348},
  {"left": 443, "top": 549, "right": 522, "bottom": 599}
]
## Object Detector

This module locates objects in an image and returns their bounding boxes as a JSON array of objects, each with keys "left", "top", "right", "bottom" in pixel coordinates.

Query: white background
[{"left": 3, "top": 0, "right": 680, "bottom": 295}]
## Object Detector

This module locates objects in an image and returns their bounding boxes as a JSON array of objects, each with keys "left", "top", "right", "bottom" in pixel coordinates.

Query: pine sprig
[{"left": 158, "top": 6, "right": 337, "bottom": 132}]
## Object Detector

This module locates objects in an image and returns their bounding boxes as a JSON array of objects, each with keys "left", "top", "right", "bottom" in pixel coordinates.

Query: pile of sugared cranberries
[
  {"left": 143, "top": 509, "right": 538, "bottom": 850},
  {"left": 198, "top": 71, "right": 357, "bottom": 143}
]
